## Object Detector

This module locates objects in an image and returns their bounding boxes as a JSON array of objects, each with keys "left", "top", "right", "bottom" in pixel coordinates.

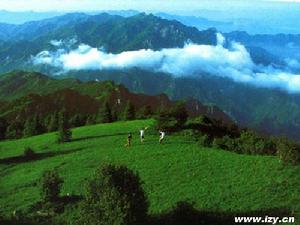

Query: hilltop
[{"left": 0, "top": 120, "right": 299, "bottom": 224}]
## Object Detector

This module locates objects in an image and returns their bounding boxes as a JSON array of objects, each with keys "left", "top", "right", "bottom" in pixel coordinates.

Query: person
[
  {"left": 140, "top": 129, "right": 145, "bottom": 143},
  {"left": 139, "top": 127, "right": 148, "bottom": 143},
  {"left": 125, "top": 133, "right": 132, "bottom": 147},
  {"left": 159, "top": 130, "right": 165, "bottom": 144}
]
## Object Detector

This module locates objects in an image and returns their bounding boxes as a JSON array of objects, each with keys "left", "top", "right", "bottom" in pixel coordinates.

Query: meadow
[{"left": 0, "top": 119, "right": 299, "bottom": 223}]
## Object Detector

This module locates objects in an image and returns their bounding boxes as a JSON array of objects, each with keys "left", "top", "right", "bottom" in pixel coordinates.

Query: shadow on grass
[
  {"left": 2, "top": 200, "right": 293, "bottom": 225},
  {"left": 0, "top": 148, "right": 84, "bottom": 165},
  {"left": 149, "top": 202, "right": 292, "bottom": 225},
  {"left": 71, "top": 132, "right": 129, "bottom": 142}
]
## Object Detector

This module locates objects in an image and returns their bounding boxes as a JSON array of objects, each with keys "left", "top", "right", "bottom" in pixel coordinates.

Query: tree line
[{"left": 0, "top": 100, "right": 152, "bottom": 141}]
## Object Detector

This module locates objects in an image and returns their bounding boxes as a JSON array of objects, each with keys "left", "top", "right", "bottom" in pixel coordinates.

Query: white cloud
[
  {"left": 32, "top": 34, "right": 300, "bottom": 93},
  {"left": 50, "top": 40, "right": 63, "bottom": 47}
]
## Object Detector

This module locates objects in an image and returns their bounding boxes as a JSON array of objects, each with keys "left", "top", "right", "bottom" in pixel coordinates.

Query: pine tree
[
  {"left": 123, "top": 101, "right": 136, "bottom": 121},
  {"left": 86, "top": 115, "right": 96, "bottom": 125},
  {"left": 138, "top": 105, "right": 152, "bottom": 119},
  {"left": 6, "top": 121, "right": 23, "bottom": 139},
  {"left": 97, "top": 102, "right": 113, "bottom": 123},
  {"left": 57, "top": 111, "right": 72, "bottom": 143},
  {"left": 170, "top": 102, "right": 188, "bottom": 127},
  {"left": 48, "top": 113, "right": 59, "bottom": 132},
  {"left": 40, "top": 169, "right": 64, "bottom": 203},
  {"left": 0, "top": 117, "right": 7, "bottom": 140},
  {"left": 70, "top": 114, "right": 84, "bottom": 127},
  {"left": 23, "top": 118, "right": 36, "bottom": 137}
]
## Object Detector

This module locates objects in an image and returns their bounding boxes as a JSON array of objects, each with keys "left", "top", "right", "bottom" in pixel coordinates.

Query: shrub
[
  {"left": 155, "top": 103, "right": 188, "bottom": 132},
  {"left": 97, "top": 101, "right": 113, "bottom": 123},
  {"left": 214, "top": 131, "right": 277, "bottom": 155},
  {"left": 198, "top": 134, "right": 212, "bottom": 147},
  {"left": 276, "top": 138, "right": 300, "bottom": 165},
  {"left": 212, "top": 137, "right": 227, "bottom": 149},
  {"left": 23, "top": 147, "right": 36, "bottom": 160},
  {"left": 40, "top": 169, "right": 64, "bottom": 203},
  {"left": 181, "top": 129, "right": 202, "bottom": 142},
  {"left": 137, "top": 105, "right": 153, "bottom": 119},
  {"left": 123, "top": 101, "right": 136, "bottom": 121},
  {"left": 169, "top": 103, "right": 188, "bottom": 128},
  {"left": 57, "top": 111, "right": 72, "bottom": 143},
  {"left": 78, "top": 164, "right": 148, "bottom": 225}
]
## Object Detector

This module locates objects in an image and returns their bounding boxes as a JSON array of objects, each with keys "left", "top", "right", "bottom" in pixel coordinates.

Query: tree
[
  {"left": 6, "top": 120, "right": 23, "bottom": 139},
  {"left": 276, "top": 137, "right": 300, "bottom": 165},
  {"left": 123, "top": 101, "right": 136, "bottom": 121},
  {"left": 137, "top": 105, "right": 152, "bottom": 119},
  {"left": 78, "top": 164, "right": 148, "bottom": 225},
  {"left": 86, "top": 115, "right": 96, "bottom": 125},
  {"left": 0, "top": 117, "right": 7, "bottom": 140},
  {"left": 70, "top": 114, "right": 85, "bottom": 127},
  {"left": 97, "top": 102, "right": 113, "bottom": 123},
  {"left": 170, "top": 102, "right": 188, "bottom": 127},
  {"left": 155, "top": 109, "right": 178, "bottom": 132},
  {"left": 23, "top": 117, "right": 37, "bottom": 137},
  {"left": 48, "top": 113, "right": 59, "bottom": 132},
  {"left": 57, "top": 111, "right": 72, "bottom": 143},
  {"left": 40, "top": 169, "right": 63, "bottom": 203},
  {"left": 23, "top": 147, "right": 36, "bottom": 160}
]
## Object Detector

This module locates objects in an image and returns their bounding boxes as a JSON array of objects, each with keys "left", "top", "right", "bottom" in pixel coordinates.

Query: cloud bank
[{"left": 32, "top": 33, "right": 300, "bottom": 93}]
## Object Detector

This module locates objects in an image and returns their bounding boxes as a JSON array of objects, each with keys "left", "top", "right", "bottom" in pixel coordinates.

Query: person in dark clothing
[{"left": 125, "top": 133, "right": 132, "bottom": 147}]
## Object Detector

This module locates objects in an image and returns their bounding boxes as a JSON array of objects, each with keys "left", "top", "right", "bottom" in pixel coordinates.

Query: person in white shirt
[
  {"left": 140, "top": 127, "right": 148, "bottom": 143},
  {"left": 140, "top": 129, "right": 145, "bottom": 143},
  {"left": 159, "top": 130, "right": 165, "bottom": 144}
]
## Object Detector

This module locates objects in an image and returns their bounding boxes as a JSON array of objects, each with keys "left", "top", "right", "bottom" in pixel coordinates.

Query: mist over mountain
[
  {"left": 31, "top": 33, "right": 300, "bottom": 93},
  {"left": 0, "top": 12, "right": 300, "bottom": 139}
]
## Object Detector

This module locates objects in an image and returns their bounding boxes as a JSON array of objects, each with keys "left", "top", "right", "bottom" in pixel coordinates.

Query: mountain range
[
  {"left": 0, "top": 12, "right": 299, "bottom": 139},
  {"left": 0, "top": 71, "right": 231, "bottom": 124}
]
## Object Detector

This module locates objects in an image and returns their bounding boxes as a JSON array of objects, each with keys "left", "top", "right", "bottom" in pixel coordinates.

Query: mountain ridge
[{"left": 0, "top": 71, "right": 232, "bottom": 125}]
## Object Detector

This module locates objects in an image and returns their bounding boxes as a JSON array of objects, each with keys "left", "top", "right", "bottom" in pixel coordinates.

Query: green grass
[{"left": 0, "top": 119, "right": 299, "bottom": 218}]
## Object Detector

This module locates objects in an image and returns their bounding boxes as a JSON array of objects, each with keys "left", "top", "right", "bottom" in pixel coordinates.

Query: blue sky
[{"left": 1, "top": 0, "right": 300, "bottom": 12}]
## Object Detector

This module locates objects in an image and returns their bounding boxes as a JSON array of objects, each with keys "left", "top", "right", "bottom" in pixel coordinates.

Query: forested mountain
[
  {"left": 0, "top": 13, "right": 299, "bottom": 139},
  {"left": 68, "top": 69, "right": 300, "bottom": 140},
  {"left": 0, "top": 13, "right": 217, "bottom": 73},
  {"left": 0, "top": 71, "right": 232, "bottom": 136}
]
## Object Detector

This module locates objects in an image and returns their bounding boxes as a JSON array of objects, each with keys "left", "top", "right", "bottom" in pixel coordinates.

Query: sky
[{"left": 0, "top": 0, "right": 300, "bottom": 12}]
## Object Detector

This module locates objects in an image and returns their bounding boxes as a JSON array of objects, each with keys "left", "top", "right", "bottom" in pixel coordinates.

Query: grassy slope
[{"left": 0, "top": 120, "right": 299, "bottom": 217}]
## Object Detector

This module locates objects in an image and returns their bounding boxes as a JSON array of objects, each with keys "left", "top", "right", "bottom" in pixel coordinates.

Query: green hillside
[
  {"left": 0, "top": 120, "right": 299, "bottom": 224},
  {"left": 0, "top": 70, "right": 118, "bottom": 101},
  {"left": 71, "top": 69, "right": 300, "bottom": 140}
]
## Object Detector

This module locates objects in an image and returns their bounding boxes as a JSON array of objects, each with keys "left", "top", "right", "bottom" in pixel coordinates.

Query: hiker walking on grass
[
  {"left": 140, "top": 127, "right": 148, "bottom": 143},
  {"left": 125, "top": 133, "right": 132, "bottom": 147},
  {"left": 159, "top": 130, "right": 165, "bottom": 144}
]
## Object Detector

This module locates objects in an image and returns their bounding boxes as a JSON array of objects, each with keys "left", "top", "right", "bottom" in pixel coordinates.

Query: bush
[
  {"left": 155, "top": 114, "right": 178, "bottom": 132},
  {"left": 214, "top": 131, "right": 277, "bottom": 156},
  {"left": 276, "top": 138, "right": 300, "bottom": 165},
  {"left": 169, "top": 103, "right": 188, "bottom": 128},
  {"left": 123, "top": 101, "right": 136, "bottom": 121},
  {"left": 23, "top": 147, "right": 36, "bottom": 160},
  {"left": 198, "top": 134, "right": 212, "bottom": 147},
  {"left": 155, "top": 104, "right": 188, "bottom": 132},
  {"left": 57, "top": 111, "right": 72, "bottom": 143},
  {"left": 78, "top": 164, "right": 148, "bottom": 225},
  {"left": 40, "top": 169, "right": 64, "bottom": 203},
  {"left": 212, "top": 137, "right": 227, "bottom": 149},
  {"left": 137, "top": 105, "right": 153, "bottom": 119}
]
